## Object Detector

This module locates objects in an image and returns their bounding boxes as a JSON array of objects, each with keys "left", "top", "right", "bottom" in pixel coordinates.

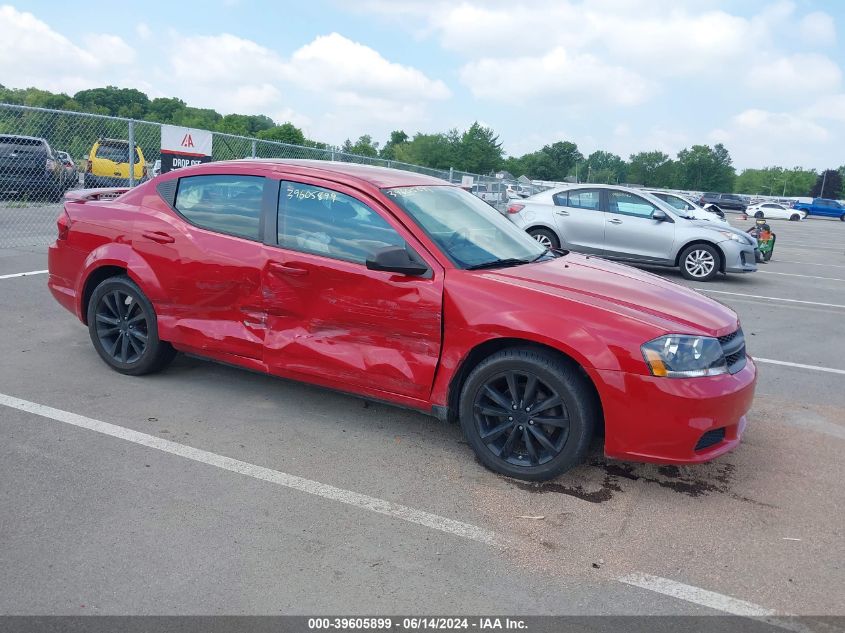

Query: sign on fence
[{"left": 160, "top": 125, "right": 212, "bottom": 174}]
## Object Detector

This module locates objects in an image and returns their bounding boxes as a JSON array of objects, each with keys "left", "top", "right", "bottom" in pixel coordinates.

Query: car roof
[
  {"left": 0, "top": 134, "right": 47, "bottom": 142},
  {"left": 201, "top": 159, "right": 451, "bottom": 189}
]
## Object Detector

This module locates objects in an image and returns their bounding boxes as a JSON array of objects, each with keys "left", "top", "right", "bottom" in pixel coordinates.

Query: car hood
[
  {"left": 684, "top": 219, "right": 755, "bottom": 245},
  {"left": 480, "top": 253, "right": 739, "bottom": 337}
]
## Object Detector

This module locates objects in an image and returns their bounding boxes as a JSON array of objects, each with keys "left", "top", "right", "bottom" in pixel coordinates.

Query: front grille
[
  {"left": 718, "top": 328, "right": 746, "bottom": 374},
  {"left": 695, "top": 427, "right": 726, "bottom": 451}
]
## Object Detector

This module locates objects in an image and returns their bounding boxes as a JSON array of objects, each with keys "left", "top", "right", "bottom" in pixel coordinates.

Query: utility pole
[{"left": 820, "top": 170, "right": 828, "bottom": 198}]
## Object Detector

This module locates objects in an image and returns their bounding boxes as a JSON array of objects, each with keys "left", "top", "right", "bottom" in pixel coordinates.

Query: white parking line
[
  {"left": 697, "top": 289, "right": 845, "bottom": 309},
  {"left": 0, "top": 393, "right": 499, "bottom": 547},
  {"left": 0, "top": 269, "right": 47, "bottom": 280},
  {"left": 755, "top": 358, "right": 845, "bottom": 376},
  {"left": 775, "top": 261, "right": 845, "bottom": 269},
  {"left": 757, "top": 271, "right": 845, "bottom": 282},
  {"left": 618, "top": 573, "right": 776, "bottom": 616}
]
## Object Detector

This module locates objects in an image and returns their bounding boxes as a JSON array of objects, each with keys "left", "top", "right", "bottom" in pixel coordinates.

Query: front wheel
[
  {"left": 528, "top": 227, "right": 560, "bottom": 250},
  {"left": 459, "top": 348, "right": 597, "bottom": 481},
  {"left": 789, "top": 214, "right": 801, "bottom": 222},
  {"left": 840, "top": 213, "right": 845, "bottom": 222},
  {"left": 87, "top": 275, "right": 176, "bottom": 375},
  {"left": 754, "top": 211, "right": 765, "bottom": 219},
  {"left": 679, "top": 243, "right": 720, "bottom": 281}
]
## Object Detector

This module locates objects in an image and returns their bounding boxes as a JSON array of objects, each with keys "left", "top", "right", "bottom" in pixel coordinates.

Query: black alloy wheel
[
  {"left": 87, "top": 276, "right": 176, "bottom": 375},
  {"left": 459, "top": 348, "right": 596, "bottom": 480}
]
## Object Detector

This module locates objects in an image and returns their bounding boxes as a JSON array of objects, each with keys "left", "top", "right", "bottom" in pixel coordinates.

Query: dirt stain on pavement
[{"left": 501, "top": 460, "right": 776, "bottom": 507}]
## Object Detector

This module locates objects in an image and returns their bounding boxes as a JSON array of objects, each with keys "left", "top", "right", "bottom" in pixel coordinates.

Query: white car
[
  {"left": 747, "top": 202, "right": 806, "bottom": 221},
  {"left": 646, "top": 190, "right": 728, "bottom": 224}
]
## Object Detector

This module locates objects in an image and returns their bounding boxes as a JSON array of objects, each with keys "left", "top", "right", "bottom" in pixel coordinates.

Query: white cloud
[
  {"left": 747, "top": 53, "right": 841, "bottom": 95},
  {"left": 711, "top": 109, "right": 831, "bottom": 167},
  {"left": 460, "top": 47, "right": 652, "bottom": 106},
  {"left": 135, "top": 22, "right": 152, "bottom": 41},
  {"left": 799, "top": 11, "right": 836, "bottom": 45},
  {"left": 0, "top": 5, "right": 136, "bottom": 93}
]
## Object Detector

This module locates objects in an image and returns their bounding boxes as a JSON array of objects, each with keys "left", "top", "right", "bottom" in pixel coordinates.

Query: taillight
[
  {"left": 46, "top": 159, "right": 56, "bottom": 171},
  {"left": 86, "top": 159, "right": 92, "bottom": 173},
  {"left": 142, "top": 165, "right": 148, "bottom": 179},
  {"left": 507, "top": 204, "right": 525, "bottom": 214},
  {"left": 57, "top": 209, "right": 71, "bottom": 240}
]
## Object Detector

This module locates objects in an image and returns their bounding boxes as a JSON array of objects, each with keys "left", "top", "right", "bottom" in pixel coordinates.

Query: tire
[
  {"left": 754, "top": 211, "right": 764, "bottom": 219},
  {"left": 528, "top": 227, "right": 560, "bottom": 250},
  {"left": 840, "top": 213, "right": 845, "bottom": 222},
  {"left": 458, "top": 347, "right": 597, "bottom": 481},
  {"left": 87, "top": 275, "right": 176, "bottom": 375},
  {"left": 679, "top": 243, "right": 720, "bottom": 282},
  {"left": 789, "top": 214, "right": 800, "bottom": 222}
]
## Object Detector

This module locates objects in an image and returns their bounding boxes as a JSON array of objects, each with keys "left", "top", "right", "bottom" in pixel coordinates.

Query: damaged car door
[{"left": 262, "top": 178, "right": 444, "bottom": 402}]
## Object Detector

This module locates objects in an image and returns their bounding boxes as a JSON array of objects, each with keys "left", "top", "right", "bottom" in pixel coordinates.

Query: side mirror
[
  {"left": 366, "top": 246, "right": 429, "bottom": 276},
  {"left": 653, "top": 209, "right": 669, "bottom": 222}
]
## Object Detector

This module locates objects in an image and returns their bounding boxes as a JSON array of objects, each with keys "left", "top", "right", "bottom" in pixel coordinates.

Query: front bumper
[
  {"left": 598, "top": 356, "right": 756, "bottom": 464},
  {"left": 720, "top": 240, "right": 758, "bottom": 273}
]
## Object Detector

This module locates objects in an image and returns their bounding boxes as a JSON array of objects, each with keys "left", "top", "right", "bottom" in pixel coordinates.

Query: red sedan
[{"left": 48, "top": 160, "right": 756, "bottom": 481}]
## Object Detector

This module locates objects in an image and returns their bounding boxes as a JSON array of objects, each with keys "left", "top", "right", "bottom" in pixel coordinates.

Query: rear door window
[
  {"left": 565, "top": 189, "right": 602, "bottom": 211},
  {"left": 174, "top": 174, "right": 265, "bottom": 241}
]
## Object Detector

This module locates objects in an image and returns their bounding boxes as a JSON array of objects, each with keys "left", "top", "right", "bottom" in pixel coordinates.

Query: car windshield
[
  {"left": 383, "top": 185, "right": 546, "bottom": 269},
  {"left": 96, "top": 143, "right": 141, "bottom": 163}
]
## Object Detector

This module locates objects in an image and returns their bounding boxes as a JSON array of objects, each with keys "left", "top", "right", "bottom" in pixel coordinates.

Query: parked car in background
[
  {"left": 55, "top": 151, "right": 79, "bottom": 190},
  {"left": 746, "top": 202, "right": 806, "bottom": 221},
  {"left": 646, "top": 190, "right": 728, "bottom": 223},
  {"left": 471, "top": 182, "right": 506, "bottom": 205},
  {"left": 792, "top": 198, "right": 845, "bottom": 221},
  {"left": 152, "top": 159, "right": 161, "bottom": 179},
  {"left": 47, "top": 160, "right": 756, "bottom": 481},
  {"left": 84, "top": 138, "right": 147, "bottom": 188},
  {"left": 0, "top": 134, "right": 65, "bottom": 201},
  {"left": 699, "top": 192, "right": 748, "bottom": 212},
  {"left": 507, "top": 184, "right": 757, "bottom": 281}
]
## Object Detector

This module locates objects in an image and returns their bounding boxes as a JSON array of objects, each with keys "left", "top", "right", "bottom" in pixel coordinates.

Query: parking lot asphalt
[{"left": 0, "top": 213, "right": 843, "bottom": 619}]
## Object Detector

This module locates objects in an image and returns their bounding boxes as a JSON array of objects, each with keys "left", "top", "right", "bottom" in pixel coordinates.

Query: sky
[{"left": 1, "top": 0, "right": 844, "bottom": 170}]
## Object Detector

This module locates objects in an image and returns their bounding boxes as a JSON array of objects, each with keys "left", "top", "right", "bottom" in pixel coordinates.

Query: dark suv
[
  {"left": 699, "top": 192, "right": 747, "bottom": 212},
  {"left": 0, "top": 135, "right": 65, "bottom": 202}
]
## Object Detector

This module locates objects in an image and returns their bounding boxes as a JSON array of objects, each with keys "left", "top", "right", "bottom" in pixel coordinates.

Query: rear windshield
[
  {"left": 96, "top": 143, "right": 141, "bottom": 163},
  {"left": 0, "top": 137, "right": 48, "bottom": 154}
]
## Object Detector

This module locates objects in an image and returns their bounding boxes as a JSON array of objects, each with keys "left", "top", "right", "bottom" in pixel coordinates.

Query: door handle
[
  {"left": 141, "top": 231, "right": 175, "bottom": 244},
  {"left": 608, "top": 218, "right": 623, "bottom": 225},
  {"left": 268, "top": 261, "right": 308, "bottom": 277},
  {"left": 555, "top": 210, "right": 570, "bottom": 216}
]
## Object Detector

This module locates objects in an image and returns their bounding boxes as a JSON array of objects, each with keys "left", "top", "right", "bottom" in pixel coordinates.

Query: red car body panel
[{"left": 48, "top": 159, "right": 757, "bottom": 464}]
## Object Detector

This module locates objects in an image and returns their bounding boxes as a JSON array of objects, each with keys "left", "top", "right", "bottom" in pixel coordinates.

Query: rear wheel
[
  {"left": 459, "top": 348, "right": 596, "bottom": 481},
  {"left": 840, "top": 213, "right": 845, "bottom": 222},
  {"left": 754, "top": 211, "right": 765, "bottom": 219},
  {"left": 679, "top": 243, "right": 720, "bottom": 282},
  {"left": 87, "top": 276, "right": 176, "bottom": 375},
  {"left": 528, "top": 227, "right": 560, "bottom": 250}
]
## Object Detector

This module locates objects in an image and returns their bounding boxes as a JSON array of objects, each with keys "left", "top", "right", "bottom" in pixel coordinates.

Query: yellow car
[{"left": 84, "top": 138, "right": 147, "bottom": 188}]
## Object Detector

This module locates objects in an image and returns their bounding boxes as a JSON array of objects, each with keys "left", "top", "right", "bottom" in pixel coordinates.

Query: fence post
[
  {"left": 251, "top": 140, "right": 257, "bottom": 159},
  {"left": 449, "top": 167, "right": 454, "bottom": 183},
  {"left": 128, "top": 119, "right": 135, "bottom": 187}
]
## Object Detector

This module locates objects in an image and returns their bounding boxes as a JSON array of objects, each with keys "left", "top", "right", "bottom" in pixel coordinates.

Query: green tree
[
  {"left": 73, "top": 86, "right": 150, "bottom": 118},
  {"left": 380, "top": 130, "right": 409, "bottom": 160},
  {"left": 810, "top": 169, "right": 843, "bottom": 198},
  {"left": 627, "top": 151, "right": 676, "bottom": 187},
  {"left": 457, "top": 122, "right": 503, "bottom": 174},
  {"left": 147, "top": 97, "right": 187, "bottom": 123},
  {"left": 675, "top": 143, "right": 735, "bottom": 191},
  {"left": 215, "top": 113, "right": 274, "bottom": 136},
  {"left": 584, "top": 150, "right": 626, "bottom": 184},
  {"left": 257, "top": 122, "right": 306, "bottom": 145},
  {"left": 346, "top": 134, "right": 380, "bottom": 157},
  {"left": 734, "top": 167, "right": 816, "bottom": 197},
  {"left": 393, "top": 131, "right": 459, "bottom": 170}
]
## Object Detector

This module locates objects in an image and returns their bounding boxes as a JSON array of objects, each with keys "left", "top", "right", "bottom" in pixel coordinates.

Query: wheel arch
[
  {"left": 675, "top": 240, "right": 726, "bottom": 273},
  {"left": 445, "top": 337, "right": 605, "bottom": 435},
  {"left": 76, "top": 244, "right": 166, "bottom": 324}
]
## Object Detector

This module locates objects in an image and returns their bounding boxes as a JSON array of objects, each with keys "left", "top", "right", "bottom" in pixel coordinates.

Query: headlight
[
  {"left": 641, "top": 335, "right": 727, "bottom": 378},
  {"left": 716, "top": 230, "right": 742, "bottom": 242}
]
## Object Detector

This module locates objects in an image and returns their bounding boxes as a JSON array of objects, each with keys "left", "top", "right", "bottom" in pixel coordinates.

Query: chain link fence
[{"left": 0, "top": 103, "right": 519, "bottom": 248}]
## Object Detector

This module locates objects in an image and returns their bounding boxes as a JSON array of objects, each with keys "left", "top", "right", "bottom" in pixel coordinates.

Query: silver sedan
[{"left": 505, "top": 184, "right": 757, "bottom": 282}]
